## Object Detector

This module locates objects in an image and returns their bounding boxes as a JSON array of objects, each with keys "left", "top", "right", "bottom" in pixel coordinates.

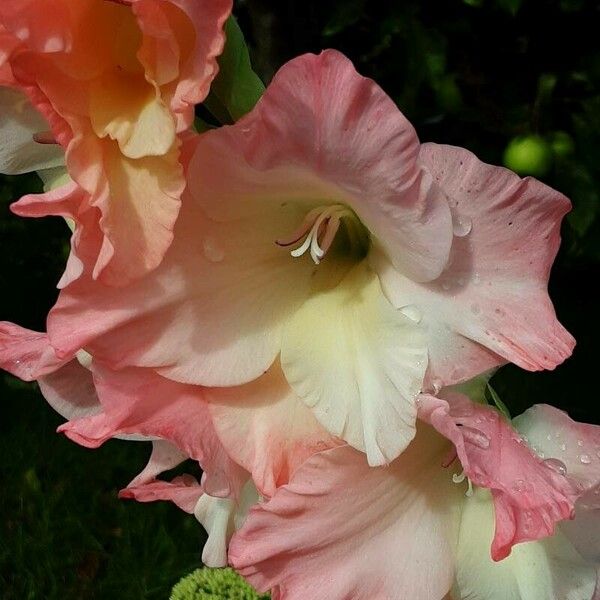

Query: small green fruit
[{"left": 503, "top": 135, "right": 553, "bottom": 178}]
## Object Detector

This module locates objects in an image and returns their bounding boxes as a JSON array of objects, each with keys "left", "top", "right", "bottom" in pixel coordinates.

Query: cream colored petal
[
  {"left": 454, "top": 489, "right": 597, "bottom": 600},
  {"left": 281, "top": 262, "right": 428, "bottom": 466}
]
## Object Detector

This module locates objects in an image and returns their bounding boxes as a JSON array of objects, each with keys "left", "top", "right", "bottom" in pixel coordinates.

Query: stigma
[{"left": 276, "top": 204, "right": 355, "bottom": 265}]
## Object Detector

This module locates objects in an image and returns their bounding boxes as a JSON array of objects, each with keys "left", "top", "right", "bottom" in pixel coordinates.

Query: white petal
[
  {"left": 454, "top": 489, "right": 597, "bottom": 600},
  {"left": 0, "top": 87, "right": 64, "bottom": 175},
  {"left": 194, "top": 481, "right": 259, "bottom": 568},
  {"left": 281, "top": 262, "right": 428, "bottom": 465}
]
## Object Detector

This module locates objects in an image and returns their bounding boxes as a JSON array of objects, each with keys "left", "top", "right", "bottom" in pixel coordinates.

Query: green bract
[{"left": 170, "top": 568, "right": 270, "bottom": 600}]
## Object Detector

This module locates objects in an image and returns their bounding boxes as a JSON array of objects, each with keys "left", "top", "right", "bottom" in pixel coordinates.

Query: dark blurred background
[{"left": 1, "top": 0, "right": 599, "bottom": 597}]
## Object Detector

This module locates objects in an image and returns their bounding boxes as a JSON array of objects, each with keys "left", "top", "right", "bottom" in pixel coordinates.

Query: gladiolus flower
[
  {"left": 45, "top": 50, "right": 573, "bottom": 466},
  {"left": 229, "top": 396, "right": 600, "bottom": 600},
  {"left": 0, "top": 0, "right": 232, "bottom": 285}
]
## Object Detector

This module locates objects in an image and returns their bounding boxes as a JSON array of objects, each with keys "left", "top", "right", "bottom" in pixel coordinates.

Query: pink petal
[
  {"left": 513, "top": 404, "right": 600, "bottom": 506},
  {"left": 0, "top": 0, "right": 73, "bottom": 55},
  {"left": 230, "top": 432, "right": 462, "bottom": 600},
  {"left": 135, "top": 0, "right": 231, "bottom": 129},
  {"left": 11, "top": 181, "right": 104, "bottom": 288},
  {"left": 0, "top": 322, "right": 102, "bottom": 419},
  {"left": 0, "top": 322, "right": 68, "bottom": 380},
  {"left": 454, "top": 488, "right": 598, "bottom": 600},
  {"left": 58, "top": 365, "right": 246, "bottom": 499},
  {"left": 38, "top": 358, "right": 101, "bottom": 420},
  {"left": 128, "top": 439, "right": 190, "bottom": 486},
  {"left": 121, "top": 476, "right": 203, "bottom": 514},
  {"left": 120, "top": 440, "right": 203, "bottom": 514},
  {"left": 86, "top": 137, "right": 184, "bottom": 286},
  {"left": 213, "top": 49, "right": 452, "bottom": 282},
  {"left": 207, "top": 363, "right": 340, "bottom": 498},
  {"left": 377, "top": 143, "right": 574, "bottom": 387},
  {"left": 1, "top": 0, "right": 230, "bottom": 285},
  {"left": 418, "top": 393, "right": 578, "bottom": 560},
  {"left": 0, "top": 27, "right": 19, "bottom": 85},
  {"left": 47, "top": 170, "right": 315, "bottom": 385}
]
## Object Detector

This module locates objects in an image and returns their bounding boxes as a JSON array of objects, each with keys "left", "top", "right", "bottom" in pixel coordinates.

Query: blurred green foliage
[{"left": 1, "top": 0, "right": 599, "bottom": 597}]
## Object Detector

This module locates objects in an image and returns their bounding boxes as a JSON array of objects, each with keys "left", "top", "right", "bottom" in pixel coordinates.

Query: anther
[{"left": 276, "top": 204, "right": 354, "bottom": 265}]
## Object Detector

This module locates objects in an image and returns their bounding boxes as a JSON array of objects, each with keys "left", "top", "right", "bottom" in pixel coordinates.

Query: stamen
[
  {"left": 452, "top": 471, "right": 466, "bottom": 484},
  {"left": 309, "top": 209, "right": 336, "bottom": 264},
  {"left": 441, "top": 447, "right": 458, "bottom": 468},
  {"left": 317, "top": 216, "right": 340, "bottom": 256},
  {"left": 33, "top": 131, "right": 58, "bottom": 145},
  {"left": 290, "top": 235, "right": 313, "bottom": 259},
  {"left": 276, "top": 204, "right": 354, "bottom": 265},
  {"left": 275, "top": 207, "right": 323, "bottom": 248},
  {"left": 452, "top": 469, "right": 474, "bottom": 497}
]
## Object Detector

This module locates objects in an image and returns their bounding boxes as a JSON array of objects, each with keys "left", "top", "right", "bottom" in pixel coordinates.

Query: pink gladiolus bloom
[
  {"left": 45, "top": 50, "right": 573, "bottom": 467},
  {"left": 229, "top": 397, "right": 600, "bottom": 600},
  {"left": 2, "top": 321, "right": 597, "bottom": 597},
  {"left": 0, "top": 0, "right": 232, "bottom": 285}
]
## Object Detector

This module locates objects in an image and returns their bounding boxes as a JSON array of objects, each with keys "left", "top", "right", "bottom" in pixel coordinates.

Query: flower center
[{"left": 276, "top": 204, "right": 367, "bottom": 265}]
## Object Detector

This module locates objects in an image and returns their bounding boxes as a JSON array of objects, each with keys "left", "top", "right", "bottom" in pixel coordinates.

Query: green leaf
[
  {"left": 486, "top": 383, "right": 511, "bottom": 419},
  {"left": 451, "top": 370, "right": 496, "bottom": 405},
  {"left": 206, "top": 16, "right": 265, "bottom": 124}
]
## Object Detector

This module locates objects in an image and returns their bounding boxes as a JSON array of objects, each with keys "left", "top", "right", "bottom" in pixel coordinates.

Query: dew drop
[
  {"left": 560, "top": 443, "right": 567, "bottom": 451},
  {"left": 400, "top": 305, "right": 422, "bottom": 324},
  {"left": 202, "top": 237, "right": 225, "bottom": 262},
  {"left": 543, "top": 458, "right": 567, "bottom": 476},
  {"left": 441, "top": 281, "right": 451, "bottom": 291},
  {"left": 578, "top": 440, "right": 585, "bottom": 447},
  {"left": 452, "top": 214, "right": 473, "bottom": 237},
  {"left": 513, "top": 479, "right": 527, "bottom": 492},
  {"left": 580, "top": 454, "right": 592, "bottom": 465},
  {"left": 430, "top": 377, "right": 443, "bottom": 394},
  {"left": 472, "top": 273, "right": 482, "bottom": 286}
]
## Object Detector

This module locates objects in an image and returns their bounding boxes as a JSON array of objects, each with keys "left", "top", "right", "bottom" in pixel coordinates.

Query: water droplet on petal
[
  {"left": 429, "top": 377, "right": 443, "bottom": 394},
  {"left": 543, "top": 458, "right": 567, "bottom": 476},
  {"left": 580, "top": 454, "right": 592, "bottom": 465},
  {"left": 441, "top": 281, "right": 451, "bottom": 291},
  {"left": 560, "top": 443, "right": 567, "bottom": 451},
  {"left": 472, "top": 273, "right": 482, "bottom": 285},
  {"left": 202, "top": 237, "right": 225, "bottom": 263},
  {"left": 461, "top": 426, "right": 491, "bottom": 449},
  {"left": 578, "top": 440, "right": 585, "bottom": 447},
  {"left": 241, "top": 125, "right": 253, "bottom": 137},
  {"left": 513, "top": 479, "right": 527, "bottom": 492},
  {"left": 452, "top": 214, "right": 473, "bottom": 237},
  {"left": 399, "top": 305, "right": 422, "bottom": 324}
]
